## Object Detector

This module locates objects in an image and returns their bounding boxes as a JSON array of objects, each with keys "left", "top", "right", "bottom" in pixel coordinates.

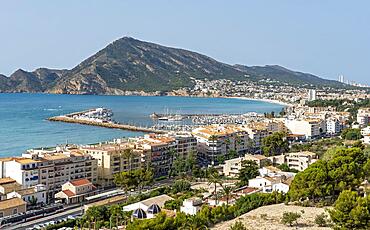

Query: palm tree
[
  {"left": 221, "top": 185, "right": 233, "bottom": 206},
  {"left": 168, "top": 148, "right": 177, "bottom": 178},
  {"left": 109, "top": 204, "right": 122, "bottom": 227},
  {"left": 207, "top": 168, "right": 221, "bottom": 206},
  {"left": 180, "top": 215, "right": 208, "bottom": 230}
]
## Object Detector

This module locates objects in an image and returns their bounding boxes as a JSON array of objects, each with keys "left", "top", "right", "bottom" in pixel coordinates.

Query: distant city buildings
[{"left": 338, "top": 75, "right": 345, "bottom": 83}]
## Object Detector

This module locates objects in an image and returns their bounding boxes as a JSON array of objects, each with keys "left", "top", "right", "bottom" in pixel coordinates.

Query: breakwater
[{"left": 47, "top": 116, "right": 166, "bottom": 134}]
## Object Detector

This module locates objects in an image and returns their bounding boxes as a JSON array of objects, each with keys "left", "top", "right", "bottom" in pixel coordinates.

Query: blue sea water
[{"left": 0, "top": 93, "right": 283, "bottom": 156}]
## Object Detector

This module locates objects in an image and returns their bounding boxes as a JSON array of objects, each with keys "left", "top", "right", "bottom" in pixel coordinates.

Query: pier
[{"left": 47, "top": 108, "right": 166, "bottom": 134}]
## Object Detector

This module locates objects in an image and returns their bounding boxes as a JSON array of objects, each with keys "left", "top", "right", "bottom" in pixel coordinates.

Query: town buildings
[
  {"left": 223, "top": 154, "right": 268, "bottom": 177},
  {"left": 55, "top": 178, "right": 96, "bottom": 204},
  {"left": 80, "top": 142, "right": 144, "bottom": 187},
  {"left": 284, "top": 118, "right": 325, "bottom": 139},
  {"left": 269, "top": 151, "right": 318, "bottom": 172},
  {"left": 23, "top": 147, "right": 98, "bottom": 199},
  {"left": 192, "top": 124, "right": 251, "bottom": 166},
  {"left": 6, "top": 184, "right": 47, "bottom": 205},
  {"left": 357, "top": 108, "right": 370, "bottom": 126},
  {"left": 0, "top": 198, "right": 26, "bottom": 218},
  {"left": 307, "top": 89, "right": 317, "bottom": 101}
]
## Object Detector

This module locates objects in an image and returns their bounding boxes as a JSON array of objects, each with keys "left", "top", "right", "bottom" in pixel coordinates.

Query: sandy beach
[{"left": 227, "top": 96, "right": 295, "bottom": 107}]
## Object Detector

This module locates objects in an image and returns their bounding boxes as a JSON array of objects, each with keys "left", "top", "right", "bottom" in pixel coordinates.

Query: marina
[{"left": 48, "top": 108, "right": 166, "bottom": 134}]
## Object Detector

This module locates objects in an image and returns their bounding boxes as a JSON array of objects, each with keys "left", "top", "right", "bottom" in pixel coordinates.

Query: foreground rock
[{"left": 212, "top": 203, "right": 331, "bottom": 230}]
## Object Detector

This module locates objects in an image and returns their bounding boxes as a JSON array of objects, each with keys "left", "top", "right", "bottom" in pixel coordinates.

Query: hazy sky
[{"left": 1, "top": 0, "right": 369, "bottom": 84}]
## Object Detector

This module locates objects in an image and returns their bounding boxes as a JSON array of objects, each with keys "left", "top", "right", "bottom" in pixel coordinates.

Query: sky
[{"left": 1, "top": 0, "right": 370, "bottom": 84}]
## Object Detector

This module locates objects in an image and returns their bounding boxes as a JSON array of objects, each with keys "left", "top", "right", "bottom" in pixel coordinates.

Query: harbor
[
  {"left": 48, "top": 108, "right": 270, "bottom": 134},
  {"left": 47, "top": 108, "right": 166, "bottom": 134}
]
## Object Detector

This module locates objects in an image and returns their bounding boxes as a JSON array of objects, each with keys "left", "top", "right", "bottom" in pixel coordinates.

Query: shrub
[
  {"left": 281, "top": 212, "right": 301, "bottom": 226},
  {"left": 229, "top": 220, "right": 247, "bottom": 230},
  {"left": 164, "top": 199, "right": 182, "bottom": 210},
  {"left": 315, "top": 213, "right": 329, "bottom": 227},
  {"left": 172, "top": 179, "right": 191, "bottom": 193}
]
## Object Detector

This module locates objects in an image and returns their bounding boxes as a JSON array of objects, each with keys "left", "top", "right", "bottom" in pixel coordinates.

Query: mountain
[
  {"left": 49, "top": 37, "right": 249, "bottom": 94},
  {"left": 0, "top": 37, "right": 348, "bottom": 94},
  {"left": 234, "top": 64, "right": 345, "bottom": 87},
  {"left": 0, "top": 68, "right": 67, "bottom": 93}
]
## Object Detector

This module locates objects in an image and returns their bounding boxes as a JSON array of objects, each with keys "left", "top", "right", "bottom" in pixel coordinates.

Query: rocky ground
[{"left": 212, "top": 203, "right": 331, "bottom": 230}]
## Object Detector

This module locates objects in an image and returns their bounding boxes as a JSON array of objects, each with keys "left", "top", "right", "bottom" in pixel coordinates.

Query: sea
[{"left": 0, "top": 93, "right": 283, "bottom": 157}]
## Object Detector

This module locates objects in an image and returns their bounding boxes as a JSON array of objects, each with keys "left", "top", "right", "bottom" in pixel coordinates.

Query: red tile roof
[
  {"left": 62, "top": 189, "right": 75, "bottom": 197},
  {"left": 70, "top": 178, "right": 91, "bottom": 187}
]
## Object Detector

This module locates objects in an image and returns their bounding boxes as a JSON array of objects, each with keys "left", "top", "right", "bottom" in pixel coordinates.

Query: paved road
[{"left": 7, "top": 207, "right": 83, "bottom": 230}]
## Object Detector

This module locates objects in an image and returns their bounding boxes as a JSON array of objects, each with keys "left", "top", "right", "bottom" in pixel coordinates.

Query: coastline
[{"left": 226, "top": 96, "right": 294, "bottom": 107}]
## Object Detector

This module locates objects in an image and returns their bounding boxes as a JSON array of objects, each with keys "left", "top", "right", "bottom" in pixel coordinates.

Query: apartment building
[
  {"left": 0, "top": 158, "right": 40, "bottom": 188},
  {"left": 223, "top": 154, "right": 268, "bottom": 177},
  {"left": 20, "top": 147, "right": 98, "bottom": 199},
  {"left": 241, "top": 126, "right": 269, "bottom": 149},
  {"left": 269, "top": 151, "right": 317, "bottom": 171},
  {"left": 135, "top": 138, "right": 172, "bottom": 177},
  {"left": 326, "top": 118, "right": 341, "bottom": 134},
  {"left": 286, "top": 151, "right": 317, "bottom": 171},
  {"left": 357, "top": 108, "right": 370, "bottom": 126},
  {"left": 80, "top": 142, "right": 145, "bottom": 187},
  {"left": 284, "top": 118, "right": 325, "bottom": 139},
  {"left": 192, "top": 125, "right": 250, "bottom": 166}
]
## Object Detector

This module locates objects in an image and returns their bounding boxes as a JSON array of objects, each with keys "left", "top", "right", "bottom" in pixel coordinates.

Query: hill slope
[
  {"left": 234, "top": 64, "right": 345, "bottom": 87},
  {"left": 49, "top": 37, "right": 249, "bottom": 94},
  {"left": 0, "top": 37, "right": 347, "bottom": 94}
]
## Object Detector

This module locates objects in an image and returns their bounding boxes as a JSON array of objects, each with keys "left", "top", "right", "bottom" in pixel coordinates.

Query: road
[{"left": 7, "top": 207, "right": 83, "bottom": 230}]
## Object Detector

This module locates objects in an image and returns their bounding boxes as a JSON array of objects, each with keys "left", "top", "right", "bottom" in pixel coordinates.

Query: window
[
  {"left": 0, "top": 212, "right": 3, "bottom": 218},
  {"left": 13, "top": 208, "right": 18, "bottom": 215}
]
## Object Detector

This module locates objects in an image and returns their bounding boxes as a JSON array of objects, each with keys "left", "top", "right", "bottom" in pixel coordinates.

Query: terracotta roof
[
  {"left": 14, "top": 188, "right": 35, "bottom": 196},
  {"left": 0, "top": 177, "right": 16, "bottom": 185},
  {"left": 14, "top": 158, "right": 39, "bottom": 164},
  {"left": 62, "top": 189, "right": 75, "bottom": 197},
  {"left": 0, "top": 198, "right": 26, "bottom": 210},
  {"left": 70, "top": 178, "right": 91, "bottom": 187},
  {"left": 264, "top": 166, "right": 282, "bottom": 172},
  {"left": 234, "top": 187, "right": 259, "bottom": 194}
]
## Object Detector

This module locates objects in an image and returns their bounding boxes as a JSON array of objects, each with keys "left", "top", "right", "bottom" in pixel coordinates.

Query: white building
[
  {"left": 326, "top": 118, "right": 341, "bottom": 135},
  {"left": 357, "top": 108, "right": 370, "bottom": 126},
  {"left": 307, "top": 89, "right": 316, "bottom": 101},
  {"left": 248, "top": 176, "right": 276, "bottom": 193},
  {"left": 0, "top": 158, "right": 40, "bottom": 188},
  {"left": 180, "top": 197, "right": 203, "bottom": 215},
  {"left": 363, "top": 135, "right": 370, "bottom": 145},
  {"left": 223, "top": 154, "right": 268, "bottom": 177},
  {"left": 286, "top": 151, "right": 317, "bottom": 171},
  {"left": 272, "top": 182, "right": 290, "bottom": 193},
  {"left": 7, "top": 184, "right": 47, "bottom": 205},
  {"left": 284, "top": 118, "right": 325, "bottom": 139},
  {"left": 361, "top": 126, "right": 370, "bottom": 136}
]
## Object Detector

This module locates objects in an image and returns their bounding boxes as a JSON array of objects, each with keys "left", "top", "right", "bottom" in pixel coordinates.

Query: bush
[
  {"left": 164, "top": 199, "right": 182, "bottom": 210},
  {"left": 45, "top": 219, "right": 76, "bottom": 230},
  {"left": 172, "top": 179, "right": 191, "bottom": 193},
  {"left": 315, "top": 213, "right": 329, "bottom": 227},
  {"left": 229, "top": 221, "right": 247, "bottom": 230},
  {"left": 281, "top": 212, "right": 301, "bottom": 226}
]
